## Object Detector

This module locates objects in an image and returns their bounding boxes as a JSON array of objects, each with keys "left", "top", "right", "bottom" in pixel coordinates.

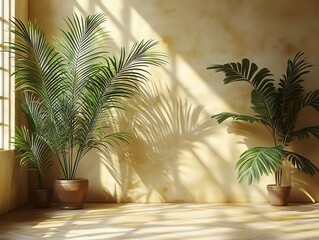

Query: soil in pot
[{"left": 267, "top": 184, "right": 291, "bottom": 206}]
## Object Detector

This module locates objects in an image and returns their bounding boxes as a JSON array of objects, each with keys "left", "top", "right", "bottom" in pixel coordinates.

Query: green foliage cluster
[
  {"left": 11, "top": 14, "right": 167, "bottom": 185},
  {"left": 208, "top": 52, "right": 319, "bottom": 185}
]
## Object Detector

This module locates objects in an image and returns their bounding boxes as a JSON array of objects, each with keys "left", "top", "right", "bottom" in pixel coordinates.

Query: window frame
[{"left": 0, "top": 0, "right": 14, "bottom": 150}]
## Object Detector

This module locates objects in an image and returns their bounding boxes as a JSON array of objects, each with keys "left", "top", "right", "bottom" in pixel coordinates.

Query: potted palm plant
[
  {"left": 208, "top": 52, "right": 319, "bottom": 205},
  {"left": 13, "top": 124, "right": 53, "bottom": 208},
  {"left": 10, "top": 13, "right": 166, "bottom": 209}
]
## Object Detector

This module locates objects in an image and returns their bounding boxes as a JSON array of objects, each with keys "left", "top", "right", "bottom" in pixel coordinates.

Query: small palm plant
[
  {"left": 10, "top": 13, "right": 167, "bottom": 181},
  {"left": 208, "top": 52, "right": 319, "bottom": 186},
  {"left": 13, "top": 126, "right": 52, "bottom": 189}
]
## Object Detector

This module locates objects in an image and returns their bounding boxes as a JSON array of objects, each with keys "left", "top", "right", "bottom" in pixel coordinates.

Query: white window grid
[{"left": 0, "top": 0, "right": 14, "bottom": 150}]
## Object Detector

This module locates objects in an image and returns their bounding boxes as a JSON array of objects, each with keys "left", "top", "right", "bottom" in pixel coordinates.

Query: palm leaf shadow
[{"left": 110, "top": 83, "right": 214, "bottom": 202}]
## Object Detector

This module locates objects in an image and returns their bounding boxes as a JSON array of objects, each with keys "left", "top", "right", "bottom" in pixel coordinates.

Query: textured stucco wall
[{"left": 29, "top": 0, "right": 319, "bottom": 203}]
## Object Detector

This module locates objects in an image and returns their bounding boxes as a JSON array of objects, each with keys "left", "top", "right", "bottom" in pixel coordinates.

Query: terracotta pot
[
  {"left": 33, "top": 189, "right": 53, "bottom": 208},
  {"left": 54, "top": 178, "right": 89, "bottom": 210},
  {"left": 267, "top": 184, "right": 291, "bottom": 206}
]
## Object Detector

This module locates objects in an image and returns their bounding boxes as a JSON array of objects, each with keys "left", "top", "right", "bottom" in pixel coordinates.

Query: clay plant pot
[
  {"left": 267, "top": 184, "right": 291, "bottom": 206},
  {"left": 33, "top": 189, "right": 53, "bottom": 208},
  {"left": 54, "top": 178, "right": 89, "bottom": 210}
]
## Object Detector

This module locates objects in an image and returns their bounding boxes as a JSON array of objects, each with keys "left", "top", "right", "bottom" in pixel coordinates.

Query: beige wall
[
  {"left": 29, "top": 0, "right": 319, "bottom": 203},
  {"left": 0, "top": 151, "right": 27, "bottom": 214},
  {"left": 0, "top": 0, "right": 29, "bottom": 215}
]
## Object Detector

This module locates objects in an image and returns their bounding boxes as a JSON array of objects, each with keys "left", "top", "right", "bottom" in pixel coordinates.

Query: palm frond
[
  {"left": 10, "top": 17, "right": 66, "bottom": 162},
  {"left": 236, "top": 146, "right": 284, "bottom": 185},
  {"left": 208, "top": 58, "right": 259, "bottom": 84},
  {"left": 57, "top": 13, "right": 108, "bottom": 98},
  {"left": 291, "top": 126, "right": 319, "bottom": 140},
  {"left": 11, "top": 14, "right": 167, "bottom": 180},
  {"left": 278, "top": 97, "right": 303, "bottom": 144},
  {"left": 278, "top": 52, "right": 311, "bottom": 107},
  {"left": 303, "top": 89, "right": 319, "bottom": 111},
  {"left": 208, "top": 58, "right": 277, "bottom": 126},
  {"left": 83, "top": 131, "right": 132, "bottom": 156},
  {"left": 13, "top": 127, "right": 53, "bottom": 188},
  {"left": 10, "top": 17, "right": 64, "bottom": 109},
  {"left": 212, "top": 112, "right": 262, "bottom": 124},
  {"left": 278, "top": 52, "right": 312, "bottom": 142},
  {"left": 209, "top": 52, "right": 319, "bottom": 185},
  {"left": 20, "top": 91, "right": 47, "bottom": 133},
  {"left": 75, "top": 39, "right": 167, "bottom": 156},
  {"left": 104, "top": 39, "right": 167, "bottom": 88},
  {"left": 284, "top": 150, "right": 319, "bottom": 175}
]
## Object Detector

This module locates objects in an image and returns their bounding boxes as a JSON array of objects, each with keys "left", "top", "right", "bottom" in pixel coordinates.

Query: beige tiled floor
[{"left": 0, "top": 203, "right": 319, "bottom": 239}]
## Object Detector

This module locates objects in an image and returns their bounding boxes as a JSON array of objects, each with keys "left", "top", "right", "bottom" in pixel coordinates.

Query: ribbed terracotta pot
[
  {"left": 54, "top": 178, "right": 89, "bottom": 210},
  {"left": 267, "top": 184, "right": 291, "bottom": 206},
  {"left": 33, "top": 189, "right": 53, "bottom": 208}
]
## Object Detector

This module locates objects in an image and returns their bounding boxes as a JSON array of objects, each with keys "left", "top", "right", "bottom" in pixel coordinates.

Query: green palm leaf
[
  {"left": 20, "top": 91, "right": 47, "bottom": 133},
  {"left": 250, "top": 89, "right": 278, "bottom": 126},
  {"left": 208, "top": 58, "right": 259, "bottom": 84},
  {"left": 278, "top": 52, "right": 311, "bottom": 106},
  {"left": 212, "top": 112, "right": 262, "bottom": 124},
  {"left": 13, "top": 127, "right": 53, "bottom": 189},
  {"left": 291, "top": 126, "right": 319, "bottom": 140},
  {"left": 303, "top": 89, "right": 319, "bottom": 111},
  {"left": 10, "top": 17, "right": 66, "bottom": 161},
  {"left": 71, "top": 40, "right": 166, "bottom": 179},
  {"left": 208, "top": 58, "right": 277, "bottom": 126},
  {"left": 11, "top": 18, "right": 64, "bottom": 110},
  {"left": 58, "top": 14, "right": 108, "bottom": 98},
  {"left": 236, "top": 146, "right": 284, "bottom": 185},
  {"left": 11, "top": 14, "right": 167, "bottom": 180},
  {"left": 209, "top": 52, "right": 319, "bottom": 186},
  {"left": 278, "top": 52, "right": 312, "bottom": 141},
  {"left": 284, "top": 150, "right": 319, "bottom": 175}
]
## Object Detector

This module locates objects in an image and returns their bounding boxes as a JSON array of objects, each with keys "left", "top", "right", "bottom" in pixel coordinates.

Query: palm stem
[
  {"left": 71, "top": 147, "right": 84, "bottom": 179},
  {"left": 275, "top": 168, "right": 282, "bottom": 186},
  {"left": 56, "top": 155, "right": 67, "bottom": 179}
]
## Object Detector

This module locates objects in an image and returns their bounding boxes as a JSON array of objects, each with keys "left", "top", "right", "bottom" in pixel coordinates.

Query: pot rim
[
  {"left": 55, "top": 178, "right": 88, "bottom": 183},
  {"left": 33, "top": 188, "right": 53, "bottom": 192},
  {"left": 267, "top": 184, "right": 291, "bottom": 189}
]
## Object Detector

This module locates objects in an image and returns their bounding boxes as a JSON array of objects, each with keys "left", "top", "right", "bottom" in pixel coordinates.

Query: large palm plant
[
  {"left": 11, "top": 14, "right": 166, "bottom": 180},
  {"left": 208, "top": 52, "right": 319, "bottom": 186}
]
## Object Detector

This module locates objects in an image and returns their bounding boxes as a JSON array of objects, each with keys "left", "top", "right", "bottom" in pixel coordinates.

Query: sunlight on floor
[{"left": 0, "top": 203, "right": 319, "bottom": 239}]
